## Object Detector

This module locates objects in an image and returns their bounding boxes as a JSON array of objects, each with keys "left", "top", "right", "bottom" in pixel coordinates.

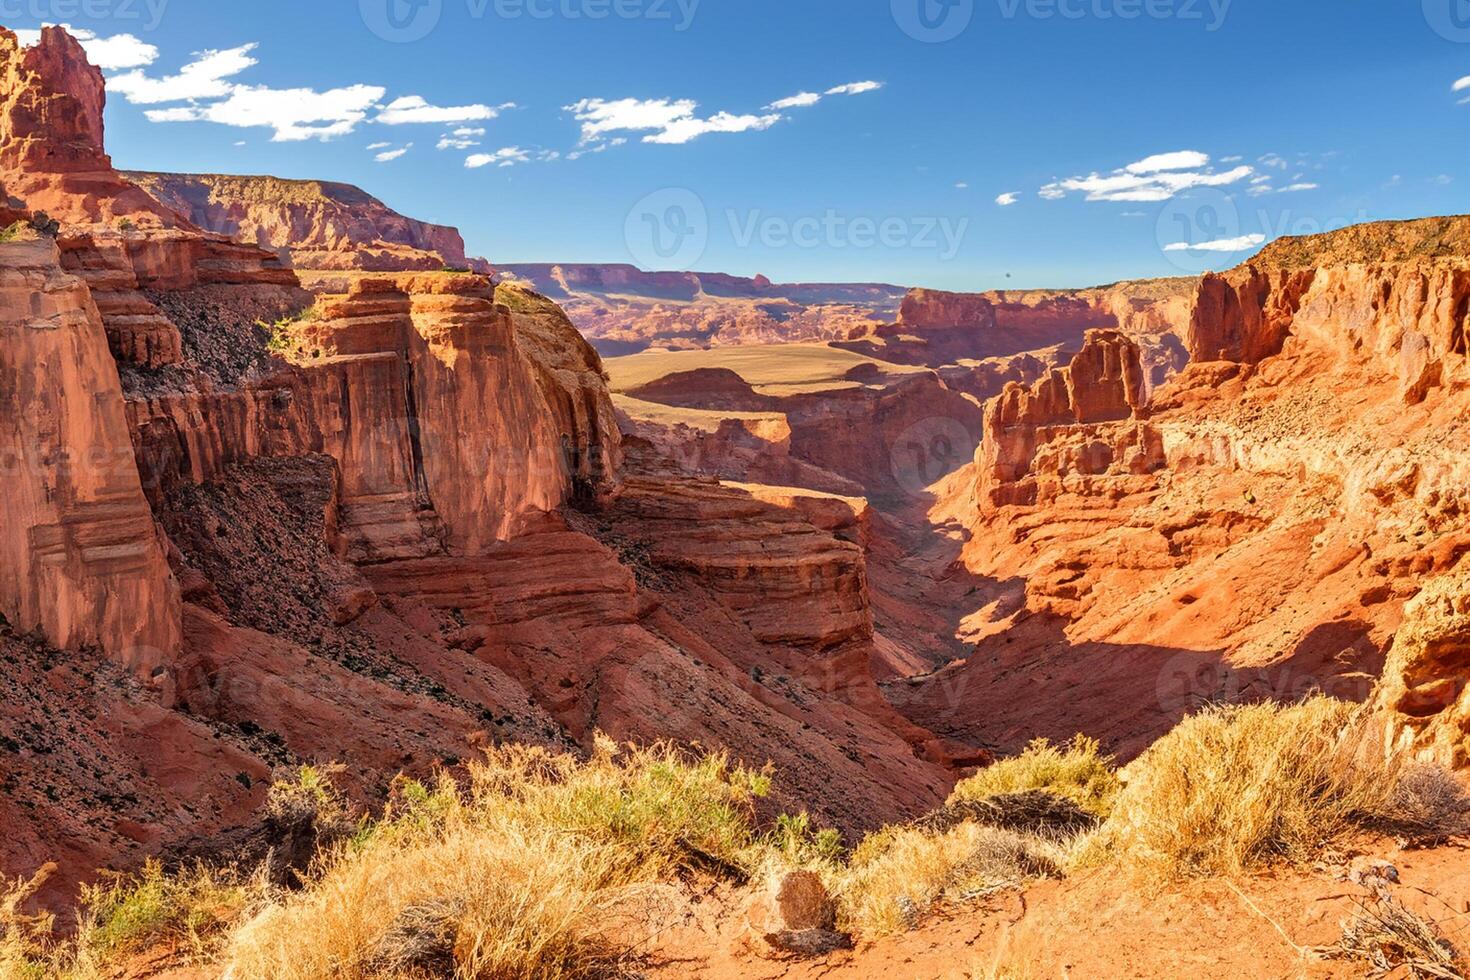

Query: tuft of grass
[
  {"left": 221, "top": 736, "right": 772, "bottom": 980},
  {"left": 837, "top": 823, "right": 1062, "bottom": 937},
  {"left": 75, "top": 859, "right": 259, "bottom": 966},
  {"left": 0, "top": 221, "right": 28, "bottom": 244},
  {"left": 950, "top": 735, "right": 1121, "bottom": 818},
  {"left": 1, "top": 865, "right": 59, "bottom": 980},
  {"left": 1333, "top": 892, "right": 1465, "bottom": 980},
  {"left": 1095, "top": 697, "right": 1392, "bottom": 879}
]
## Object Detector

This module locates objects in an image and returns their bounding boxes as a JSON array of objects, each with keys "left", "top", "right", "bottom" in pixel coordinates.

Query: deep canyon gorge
[{"left": 3, "top": 22, "right": 1470, "bottom": 979}]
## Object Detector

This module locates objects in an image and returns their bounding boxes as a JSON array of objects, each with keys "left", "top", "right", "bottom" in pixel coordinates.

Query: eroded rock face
[
  {"left": 976, "top": 330, "right": 1155, "bottom": 511},
  {"left": 0, "top": 27, "right": 178, "bottom": 226},
  {"left": 0, "top": 239, "right": 180, "bottom": 665},
  {"left": 895, "top": 218, "right": 1470, "bottom": 761},
  {"left": 1376, "top": 568, "right": 1470, "bottom": 767},
  {"left": 125, "top": 172, "right": 493, "bottom": 273}
]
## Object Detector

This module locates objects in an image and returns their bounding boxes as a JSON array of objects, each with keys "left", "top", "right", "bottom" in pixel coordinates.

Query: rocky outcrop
[
  {"left": 0, "top": 27, "right": 179, "bottom": 226},
  {"left": 125, "top": 171, "right": 493, "bottom": 273},
  {"left": 975, "top": 330, "right": 1154, "bottom": 510},
  {"left": 1375, "top": 567, "right": 1470, "bottom": 767},
  {"left": 894, "top": 218, "right": 1470, "bottom": 761},
  {"left": 0, "top": 239, "right": 180, "bottom": 665}
]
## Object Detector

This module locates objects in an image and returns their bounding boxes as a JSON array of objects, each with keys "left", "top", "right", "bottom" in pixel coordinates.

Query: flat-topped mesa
[
  {"left": 976, "top": 329, "right": 1157, "bottom": 511},
  {"left": 0, "top": 27, "right": 180, "bottom": 226},
  {"left": 0, "top": 238, "right": 181, "bottom": 666},
  {"left": 1185, "top": 217, "right": 1470, "bottom": 404},
  {"left": 125, "top": 171, "right": 495, "bottom": 273}
]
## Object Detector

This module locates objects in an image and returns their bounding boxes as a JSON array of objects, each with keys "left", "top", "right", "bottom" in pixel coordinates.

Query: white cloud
[
  {"left": 466, "top": 146, "right": 531, "bottom": 168},
  {"left": 1434, "top": 174, "right": 1454, "bottom": 185},
  {"left": 565, "top": 137, "right": 625, "bottom": 161},
  {"left": 375, "top": 143, "right": 411, "bottom": 162},
  {"left": 766, "top": 91, "right": 821, "bottom": 110},
  {"left": 1125, "top": 150, "right": 1209, "bottom": 174},
  {"left": 1258, "top": 152, "right": 1288, "bottom": 170},
  {"left": 954, "top": 182, "right": 968, "bottom": 189},
  {"left": 1040, "top": 151, "right": 1254, "bottom": 203},
  {"left": 108, "top": 43, "right": 257, "bottom": 104},
  {"left": 1454, "top": 76, "right": 1470, "bottom": 92},
  {"left": 995, "top": 191, "right": 1020, "bottom": 206},
  {"left": 1164, "top": 233, "right": 1266, "bottom": 252},
  {"left": 564, "top": 97, "right": 779, "bottom": 145},
  {"left": 645, "top": 110, "right": 781, "bottom": 145},
  {"left": 145, "top": 82, "right": 387, "bottom": 142},
  {"left": 367, "top": 141, "right": 391, "bottom": 150},
  {"left": 1277, "top": 182, "right": 1318, "bottom": 193},
  {"left": 14, "top": 26, "right": 158, "bottom": 69},
  {"left": 825, "top": 80, "right": 883, "bottom": 96},
  {"left": 375, "top": 95, "right": 510, "bottom": 125}
]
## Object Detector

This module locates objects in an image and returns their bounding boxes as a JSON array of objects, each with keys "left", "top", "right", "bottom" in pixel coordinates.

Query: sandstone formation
[
  {"left": 0, "top": 27, "right": 959, "bottom": 907},
  {"left": 0, "top": 238, "right": 179, "bottom": 665},
  {"left": 0, "top": 27, "right": 178, "bottom": 226},
  {"left": 890, "top": 218, "right": 1470, "bottom": 758},
  {"left": 126, "top": 171, "right": 494, "bottom": 274}
]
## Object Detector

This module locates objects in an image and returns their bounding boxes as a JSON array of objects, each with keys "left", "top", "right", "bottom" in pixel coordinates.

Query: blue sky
[{"left": 8, "top": 0, "right": 1469, "bottom": 289}]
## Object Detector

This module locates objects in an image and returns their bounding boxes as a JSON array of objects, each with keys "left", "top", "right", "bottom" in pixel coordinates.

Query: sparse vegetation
[
  {"left": 949, "top": 734, "right": 1121, "bottom": 818},
  {"left": 838, "top": 822, "right": 1063, "bottom": 937},
  {"left": 258, "top": 305, "right": 322, "bottom": 357},
  {"left": 221, "top": 736, "right": 773, "bottom": 979},
  {"left": 8, "top": 709, "right": 1469, "bottom": 975},
  {"left": 1333, "top": 892, "right": 1465, "bottom": 979},
  {"left": 1094, "top": 697, "right": 1400, "bottom": 879},
  {"left": 0, "top": 221, "right": 28, "bottom": 243}
]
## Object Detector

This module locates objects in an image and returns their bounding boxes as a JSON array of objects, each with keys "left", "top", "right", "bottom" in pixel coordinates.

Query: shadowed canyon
[{"left": 2, "top": 21, "right": 1470, "bottom": 980}]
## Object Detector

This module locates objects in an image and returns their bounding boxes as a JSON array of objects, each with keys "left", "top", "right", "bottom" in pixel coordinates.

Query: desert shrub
[
  {"left": 221, "top": 736, "right": 771, "bottom": 980},
  {"left": 949, "top": 735, "right": 1121, "bottom": 818},
  {"left": 0, "top": 866, "right": 60, "bottom": 980},
  {"left": 763, "top": 812, "right": 845, "bottom": 869},
  {"left": 0, "top": 221, "right": 28, "bottom": 243},
  {"left": 1371, "top": 763, "right": 1470, "bottom": 846},
  {"left": 837, "top": 823, "right": 1062, "bottom": 937},
  {"left": 74, "top": 859, "right": 260, "bottom": 966},
  {"left": 258, "top": 306, "right": 321, "bottom": 356},
  {"left": 1333, "top": 891, "right": 1465, "bottom": 979},
  {"left": 1096, "top": 697, "right": 1396, "bottom": 879}
]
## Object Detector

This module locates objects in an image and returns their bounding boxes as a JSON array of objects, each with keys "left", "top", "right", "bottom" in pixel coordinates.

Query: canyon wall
[
  {"left": 892, "top": 218, "right": 1470, "bottom": 762},
  {"left": 0, "top": 239, "right": 180, "bottom": 664},
  {"left": 126, "top": 171, "right": 493, "bottom": 273}
]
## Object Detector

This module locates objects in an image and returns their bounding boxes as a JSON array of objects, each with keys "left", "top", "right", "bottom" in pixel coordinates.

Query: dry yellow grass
[
  {"left": 948, "top": 735, "right": 1121, "bottom": 818},
  {"left": 221, "top": 736, "right": 771, "bottom": 980},
  {"left": 1095, "top": 697, "right": 1394, "bottom": 879},
  {"left": 837, "top": 823, "right": 1062, "bottom": 937}
]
